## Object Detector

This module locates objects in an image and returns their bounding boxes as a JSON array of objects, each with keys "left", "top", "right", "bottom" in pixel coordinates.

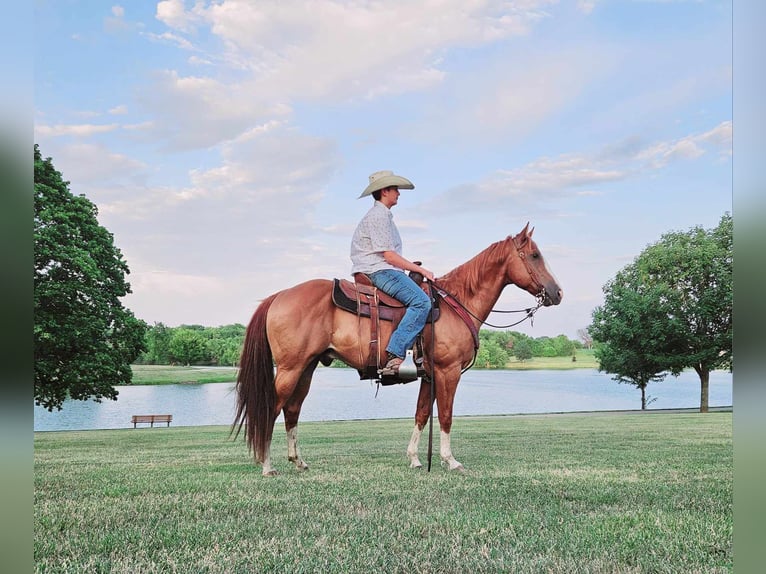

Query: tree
[
  {"left": 140, "top": 322, "right": 172, "bottom": 364},
  {"left": 34, "top": 145, "right": 146, "bottom": 410},
  {"left": 590, "top": 214, "right": 732, "bottom": 412},
  {"left": 512, "top": 339, "right": 533, "bottom": 363},
  {"left": 551, "top": 334, "right": 576, "bottom": 357},
  {"left": 168, "top": 328, "right": 209, "bottom": 366},
  {"left": 590, "top": 279, "right": 673, "bottom": 409},
  {"left": 576, "top": 328, "right": 593, "bottom": 349},
  {"left": 476, "top": 331, "right": 510, "bottom": 368}
]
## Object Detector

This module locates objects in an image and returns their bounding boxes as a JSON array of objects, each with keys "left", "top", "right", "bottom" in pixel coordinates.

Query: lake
[{"left": 33, "top": 368, "right": 733, "bottom": 432}]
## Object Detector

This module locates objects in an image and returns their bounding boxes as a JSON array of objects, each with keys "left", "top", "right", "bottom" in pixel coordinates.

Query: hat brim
[{"left": 358, "top": 174, "right": 414, "bottom": 198}]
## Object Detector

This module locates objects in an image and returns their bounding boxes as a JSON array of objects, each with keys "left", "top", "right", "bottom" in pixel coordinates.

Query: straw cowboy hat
[{"left": 358, "top": 170, "right": 415, "bottom": 198}]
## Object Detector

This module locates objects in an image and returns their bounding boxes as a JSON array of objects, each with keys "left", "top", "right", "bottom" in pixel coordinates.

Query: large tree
[
  {"left": 590, "top": 276, "right": 676, "bottom": 409},
  {"left": 590, "top": 214, "right": 732, "bottom": 412},
  {"left": 34, "top": 145, "right": 146, "bottom": 410}
]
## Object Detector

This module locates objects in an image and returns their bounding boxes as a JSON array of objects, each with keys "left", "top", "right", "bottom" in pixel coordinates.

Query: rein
[{"left": 431, "top": 280, "right": 545, "bottom": 330}]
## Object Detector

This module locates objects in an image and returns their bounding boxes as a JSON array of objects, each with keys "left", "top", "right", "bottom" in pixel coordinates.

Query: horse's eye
[{"left": 532, "top": 252, "right": 540, "bottom": 259}]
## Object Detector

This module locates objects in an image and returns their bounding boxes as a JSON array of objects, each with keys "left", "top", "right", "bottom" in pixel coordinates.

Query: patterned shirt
[{"left": 350, "top": 200, "right": 402, "bottom": 275}]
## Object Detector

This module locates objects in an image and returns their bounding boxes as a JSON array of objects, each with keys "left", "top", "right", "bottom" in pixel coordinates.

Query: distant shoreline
[{"left": 127, "top": 359, "right": 730, "bottom": 386}]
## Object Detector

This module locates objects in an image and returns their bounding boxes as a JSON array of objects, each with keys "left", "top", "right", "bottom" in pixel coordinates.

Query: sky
[{"left": 33, "top": 0, "right": 732, "bottom": 340}]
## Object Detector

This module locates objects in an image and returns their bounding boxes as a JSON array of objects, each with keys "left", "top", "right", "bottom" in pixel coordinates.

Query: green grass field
[
  {"left": 34, "top": 412, "right": 732, "bottom": 573},
  {"left": 130, "top": 350, "right": 599, "bottom": 385}
]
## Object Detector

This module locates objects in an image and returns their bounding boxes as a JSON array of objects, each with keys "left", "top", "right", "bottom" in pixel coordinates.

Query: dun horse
[{"left": 233, "top": 224, "right": 562, "bottom": 475}]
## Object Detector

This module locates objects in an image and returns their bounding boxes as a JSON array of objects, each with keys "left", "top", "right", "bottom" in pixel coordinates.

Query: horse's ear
[
  {"left": 528, "top": 226, "right": 534, "bottom": 238},
  {"left": 517, "top": 222, "right": 531, "bottom": 245}
]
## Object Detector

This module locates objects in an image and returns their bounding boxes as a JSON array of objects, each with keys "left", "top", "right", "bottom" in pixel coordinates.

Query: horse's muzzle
[{"left": 542, "top": 288, "right": 563, "bottom": 307}]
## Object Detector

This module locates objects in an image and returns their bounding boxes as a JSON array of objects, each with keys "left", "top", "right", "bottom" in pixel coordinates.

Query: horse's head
[{"left": 509, "top": 223, "right": 563, "bottom": 307}]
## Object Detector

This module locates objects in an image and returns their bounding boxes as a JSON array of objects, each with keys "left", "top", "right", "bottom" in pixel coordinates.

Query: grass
[
  {"left": 34, "top": 412, "right": 732, "bottom": 573},
  {"left": 130, "top": 365, "right": 238, "bottom": 385},
  {"left": 504, "top": 349, "right": 598, "bottom": 370},
  {"left": 130, "top": 350, "right": 599, "bottom": 385}
]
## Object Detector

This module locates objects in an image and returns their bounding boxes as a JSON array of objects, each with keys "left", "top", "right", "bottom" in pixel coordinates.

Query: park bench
[{"left": 131, "top": 414, "right": 172, "bottom": 428}]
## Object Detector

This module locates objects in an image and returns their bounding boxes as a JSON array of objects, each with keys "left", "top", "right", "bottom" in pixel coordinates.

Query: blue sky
[{"left": 34, "top": 0, "right": 732, "bottom": 339}]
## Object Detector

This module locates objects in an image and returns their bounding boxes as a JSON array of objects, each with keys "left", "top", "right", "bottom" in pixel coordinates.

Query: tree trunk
[
  {"left": 695, "top": 365, "right": 710, "bottom": 413},
  {"left": 640, "top": 385, "right": 646, "bottom": 410}
]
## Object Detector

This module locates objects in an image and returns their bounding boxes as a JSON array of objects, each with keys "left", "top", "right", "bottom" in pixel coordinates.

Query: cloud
[
  {"left": 131, "top": 1, "right": 562, "bottom": 151},
  {"left": 154, "top": 1, "right": 558, "bottom": 99},
  {"left": 407, "top": 40, "right": 620, "bottom": 146},
  {"left": 634, "top": 121, "right": 732, "bottom": 168},
  {"left": 135, "top": 70, "right": 292, "bottom": 150},
  {"left": 105, "top": 4, "right": 142, "bottom": 33},
  {"left": 35, "top": 123, "right": 120, "bottom": 137},
  {"left": 144, "top": 31, "right": 195, "bottom": 50},
  {"left": 36, "top": 142, "right": 147, "bottom": 185},
  {"left": 155, "top": 0, "right": 204, "bottom": 33},
  {"left": 70, "top": 123, "right": 341, "bottom": 284},
  {"left": 424, "top": 121, "right": 732, "bottom": 215}
]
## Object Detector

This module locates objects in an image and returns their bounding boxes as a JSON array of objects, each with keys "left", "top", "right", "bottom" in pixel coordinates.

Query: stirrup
[{"left": 378, "top": 350, "right": 418, "bottom": 381}]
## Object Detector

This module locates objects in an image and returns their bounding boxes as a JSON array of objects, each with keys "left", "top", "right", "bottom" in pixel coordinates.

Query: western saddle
[{"left": 331, "top": 266, "right": 439, "bottom": 384}]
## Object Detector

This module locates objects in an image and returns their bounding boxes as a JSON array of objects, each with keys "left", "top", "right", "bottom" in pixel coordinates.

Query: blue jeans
[{"left": 369, "top": 269, "right": 432, "bottom": 358}]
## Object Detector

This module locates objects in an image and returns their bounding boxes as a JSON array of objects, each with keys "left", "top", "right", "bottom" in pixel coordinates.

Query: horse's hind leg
[{"left": 283, "top": 359, "right": 318, "bottom": 471}]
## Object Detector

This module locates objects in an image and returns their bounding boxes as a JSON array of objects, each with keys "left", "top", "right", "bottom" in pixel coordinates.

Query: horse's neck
[{"left": 439, "top": 240, "right": 510, "bottom": 323}]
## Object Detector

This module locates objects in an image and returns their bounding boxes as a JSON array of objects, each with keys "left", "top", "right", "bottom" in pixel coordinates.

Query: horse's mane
[{"left": 437, "top": 237, "right": 511, "bottom": 302}]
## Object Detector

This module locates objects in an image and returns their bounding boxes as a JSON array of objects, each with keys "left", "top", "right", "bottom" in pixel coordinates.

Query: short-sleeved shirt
[{"left": 350, "top": 201, "right": 402, "bottom": 275}]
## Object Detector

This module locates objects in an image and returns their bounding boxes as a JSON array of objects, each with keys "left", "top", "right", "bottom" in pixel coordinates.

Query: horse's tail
[{"left": 231, "top": 292, "right": 280, "bottom": 463}]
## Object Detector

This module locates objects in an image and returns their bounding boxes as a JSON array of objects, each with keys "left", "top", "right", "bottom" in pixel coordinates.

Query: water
[{"left": 33, "top": 368, "right": 733, "bottom": 432}]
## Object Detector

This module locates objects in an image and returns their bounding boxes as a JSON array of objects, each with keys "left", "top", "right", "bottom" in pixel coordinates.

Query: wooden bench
[{"left": 131, "top": 414, "right": 172, "bottom": 428}]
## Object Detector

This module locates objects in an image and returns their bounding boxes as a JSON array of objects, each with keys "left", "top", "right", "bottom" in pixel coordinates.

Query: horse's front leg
[
  {"left": 436, "top": 371, "right": 465, "bottom": 472},
  {"left": 439, "top": 429, "right": 465, "bottom": 472},
  {"left": 407, "top": 425, "right": 424, "bottom": 469},
  {"left": 408, "top": 378, "right": 435, "bottom": 469}
]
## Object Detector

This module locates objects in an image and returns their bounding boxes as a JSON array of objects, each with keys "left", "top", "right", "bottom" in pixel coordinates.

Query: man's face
[{"left": 382, "top": 186, "right": 400, "bottom": 206}]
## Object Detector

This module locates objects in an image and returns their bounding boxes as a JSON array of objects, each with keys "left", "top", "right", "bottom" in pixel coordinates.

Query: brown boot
[{"left": 379, "top": 353, "right": 403, "bottom": 376}]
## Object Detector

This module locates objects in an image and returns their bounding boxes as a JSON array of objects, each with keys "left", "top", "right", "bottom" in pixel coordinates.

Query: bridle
[{"left": 511, "top": 235, "right": 548, "bottom": 304}]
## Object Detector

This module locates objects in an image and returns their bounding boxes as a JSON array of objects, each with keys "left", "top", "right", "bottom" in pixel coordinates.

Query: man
[{"left": 350, "top": 170, "right": 434, "bottom": 376}]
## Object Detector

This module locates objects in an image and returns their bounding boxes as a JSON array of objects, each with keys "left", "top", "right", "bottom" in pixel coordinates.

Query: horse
[{"left": 232, "top": 223, "right": 562, "bottom": 475}]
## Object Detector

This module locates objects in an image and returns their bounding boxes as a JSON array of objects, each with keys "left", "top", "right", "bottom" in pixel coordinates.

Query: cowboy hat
[{"left": 358, "top": 170, "right": 415, "bottom": 198}]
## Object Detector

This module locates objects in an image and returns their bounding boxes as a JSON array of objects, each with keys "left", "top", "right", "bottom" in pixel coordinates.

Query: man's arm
[{"left": 382, "top": 251, "right": 434, "bottom": 281}]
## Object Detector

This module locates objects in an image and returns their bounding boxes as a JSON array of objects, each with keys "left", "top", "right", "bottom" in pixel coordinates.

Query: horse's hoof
[
  {"left": 410, "top": 463, "right": 423, "bottom": 470},
  {"left": 263, "top": 469, "right": 279, "bottom": 477},
  {"left": 452, "top": 465, "right": 466, "bottom": 474}
]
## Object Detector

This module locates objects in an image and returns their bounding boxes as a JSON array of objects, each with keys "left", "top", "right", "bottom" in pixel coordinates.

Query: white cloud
[
  {"left": 634, "top": 121, "right": 732, "bottom": 167},
  {"left": 136, "top": 70, "right": 291, "bottom": 150},
  {"left": 35, "top": 123, "right": 119, "bottom": 137},
  {"left": 155, "top": 0, "right": 203, "bottom": 33},
  {"left": 155, "top": 1, "right": 558, "bottom": 101},
  {"left": 144, "top": 31, "right": 195, "bottom": 50},
  {"left": 39, "top": 142, "right": 147, "bottom": 185},
  {"left": 425, "top": 121, "right": 731, "bottom": 215},
  {"left": 108, "top": 105, "right": 128, "bottom": 115}
]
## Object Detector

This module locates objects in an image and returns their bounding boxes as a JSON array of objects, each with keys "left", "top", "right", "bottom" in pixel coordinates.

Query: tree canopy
[
  {"left": 34, "top": 145, "right": 146, "bottom": 410},
  {"left": 590, "top": 214, "right": 732, "bottom": 411}
]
